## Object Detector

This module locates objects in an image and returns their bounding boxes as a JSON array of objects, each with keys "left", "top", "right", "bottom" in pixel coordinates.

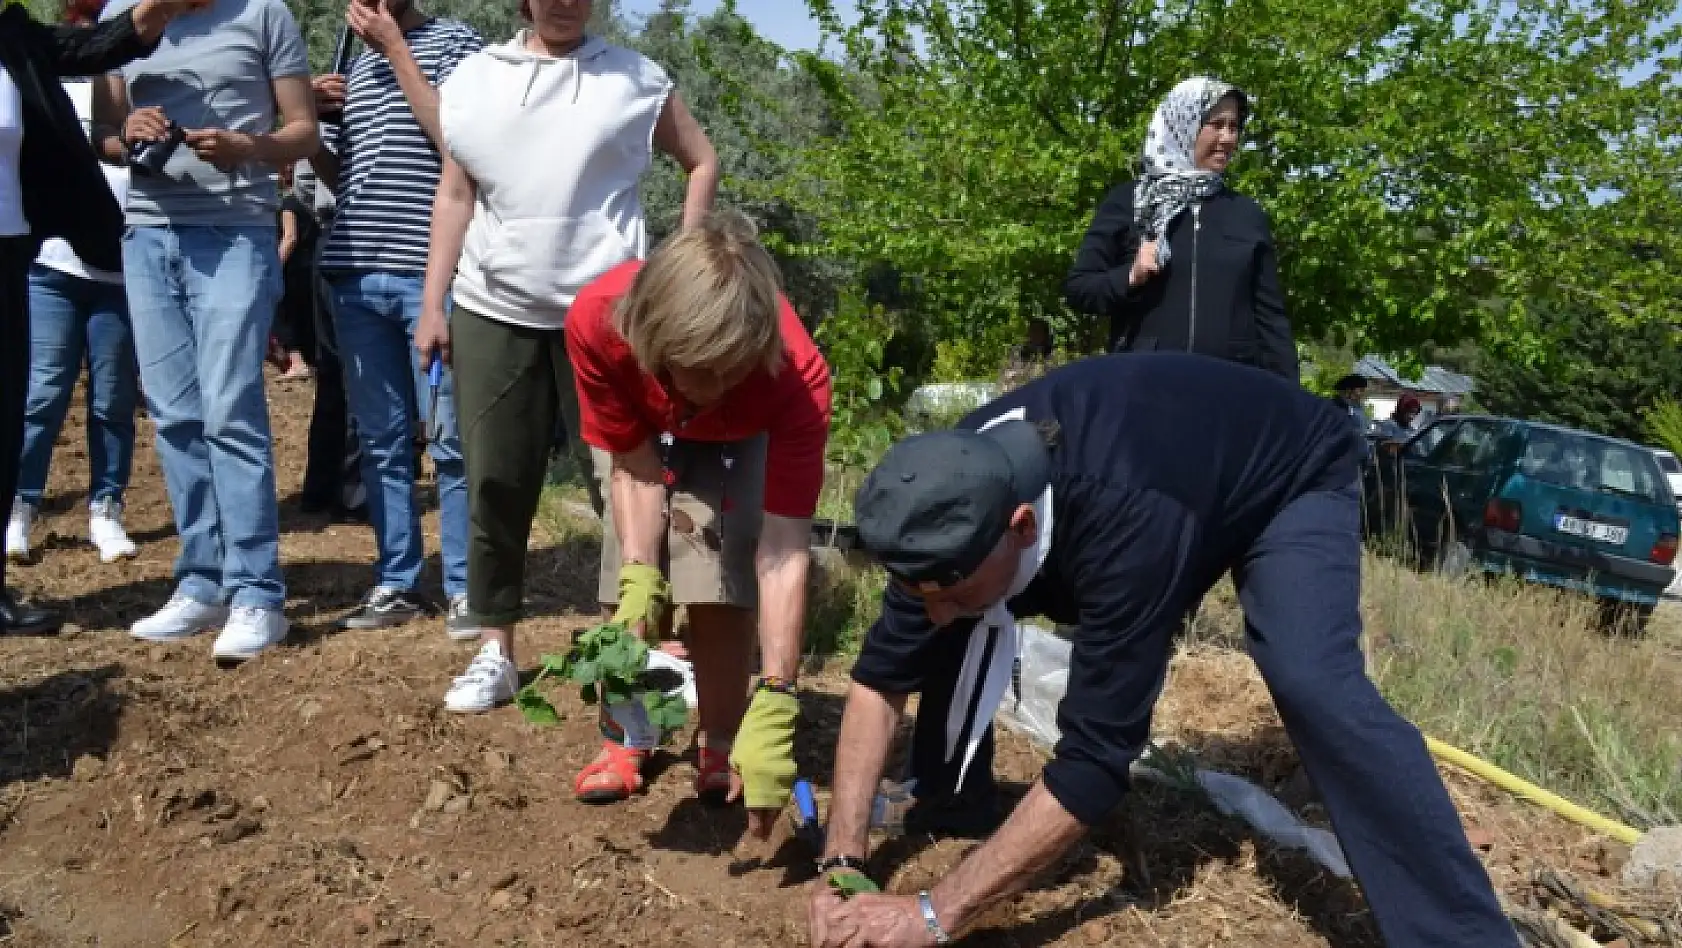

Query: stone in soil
[{"left": 1622, "top": 826, "right": 1682, "bottom": 890}]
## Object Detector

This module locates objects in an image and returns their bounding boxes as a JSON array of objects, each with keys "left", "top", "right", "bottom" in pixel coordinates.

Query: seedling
[
  {"left": 827, "top": 871, "right": 881, "bottom": 899},
  {"left": 515, "top": 623, "right": 689, "bottom": 738}
]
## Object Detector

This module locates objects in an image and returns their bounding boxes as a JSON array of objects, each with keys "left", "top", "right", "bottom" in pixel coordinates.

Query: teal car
[{"left": 1368, "top": 416, "right": 1680, "bottom": 616}]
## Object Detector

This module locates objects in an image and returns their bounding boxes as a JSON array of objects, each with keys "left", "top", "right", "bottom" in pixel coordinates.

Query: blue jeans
[
  {"left": 328, "top": 271, "right": 468, "bottom": 598},
  {"left": 17, "top": 265, "right": 139, "bottom": 507},
  {"left": 124, "top": 225, "right": 285, "bottom": 610}
]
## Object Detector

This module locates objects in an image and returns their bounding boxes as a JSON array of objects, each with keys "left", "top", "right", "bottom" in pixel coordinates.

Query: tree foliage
[
  {"left": 777, "top": 0, "right": 1681, "bottom": 377},
  {"left": 1473, "top": 306, "right": 1682, "bottom": 444}
]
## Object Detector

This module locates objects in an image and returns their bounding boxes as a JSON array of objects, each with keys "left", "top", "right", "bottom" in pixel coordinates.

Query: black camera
[{"left": 127, "top": 120, "right": 185, "bottom": 176}]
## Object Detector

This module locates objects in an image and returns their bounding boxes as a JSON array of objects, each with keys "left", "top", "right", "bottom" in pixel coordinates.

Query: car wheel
[{"left": 1437, "top": 540, "right": 1473, "bottom": 577}]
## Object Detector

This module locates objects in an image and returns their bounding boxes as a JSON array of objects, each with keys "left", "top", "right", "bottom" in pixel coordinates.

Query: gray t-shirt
[{"left": 102, "top": 0, "right": 309, "bottom": 226}]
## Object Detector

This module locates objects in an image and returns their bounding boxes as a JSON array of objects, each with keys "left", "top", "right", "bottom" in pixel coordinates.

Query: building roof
[{"left": 1354, "top": 355, "right": 1475, "bottom": 396}]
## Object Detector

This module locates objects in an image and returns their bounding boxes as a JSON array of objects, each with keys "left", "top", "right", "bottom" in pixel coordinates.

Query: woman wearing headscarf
[
  {"left": 0, "top": 0, "right": 207, "bottom": 634},
  {"left": 1064, "top": 76, "right": 1297, "bottom": 382}
]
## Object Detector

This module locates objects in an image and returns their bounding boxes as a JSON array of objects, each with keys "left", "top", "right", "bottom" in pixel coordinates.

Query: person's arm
[
  {"left": 651, "top": 90, "right": 718, "bottom": 229},
  {"left": 310, "top": 91, "right": 345, "bottom": 193},
  {"left": 38, "top": 0, "right": 202, "bottom": 77},
  {"left": 89, "top": 72, "right": 134, "bottom": 166},
  {"left": 609, "top": 439, "right": 668, "bottom": 575},
  {"left": 345, "top": 1, "right": 456, "bottom": 153},
  {"left": 1063, "top": 183, "right": 1145, "bottom": 321},
  {"left": 1250, "top": 211, "right": 1298, "bottom": 383},
  {"left": 753, "top": 515, "right": 809, "bottom": 682},
  {"left": 414, "top": 155, "right": 475, "bottom": 366},
  {"left": 824, "top": 681, "right": 905, "bottom": 862},
  {"left": 278, "top": 208, "right": 298, "bottom": 265},
  {"left": 185, "top": 75, "right": 318, "bottom": 170}
]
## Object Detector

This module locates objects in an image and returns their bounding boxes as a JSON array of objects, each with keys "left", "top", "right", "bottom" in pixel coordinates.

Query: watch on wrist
[
  {"left": 918, "top": 890, "right": 952, "bottom": 945},
  {"left": 815, "top": 854, "right": 869, "bottom": 876}
]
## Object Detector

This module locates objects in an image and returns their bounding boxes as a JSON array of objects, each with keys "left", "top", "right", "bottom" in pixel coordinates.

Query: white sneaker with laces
[
  {"left": 88, "top": 498, "right": 139, "bottom": 563},
  {"left": 5, "top": 501, "right": 33, "bottom": 562},
  {"left": 130, "top": 594, "right": 230, "bottom": 642},
  {"left": 444, "top": 640, "right": 518, "bottom": 713},
  {"left": 212, "top": 606, "right": 289, "bottom": 661}
]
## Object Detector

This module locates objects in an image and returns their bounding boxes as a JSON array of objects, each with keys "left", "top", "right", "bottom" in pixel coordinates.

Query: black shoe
[
  {"left": 2, "top": 590, "right": 62, "bottom": 637},
  {"left": 338, "top": 587, "right": 433, "bottom": 630}
]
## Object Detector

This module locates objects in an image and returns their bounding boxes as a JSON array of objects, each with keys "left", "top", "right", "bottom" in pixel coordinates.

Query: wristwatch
[
  {"left": 917, "top": 890, "right": 952, "bottom": 945},
  {"left": 815, "top": 854, "right": 869, "bottom": 876}
]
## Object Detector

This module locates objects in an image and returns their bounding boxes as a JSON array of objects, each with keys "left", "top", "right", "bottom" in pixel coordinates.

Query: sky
[{"left": 619, "top": 1, "right": 856, "bottom": 50}]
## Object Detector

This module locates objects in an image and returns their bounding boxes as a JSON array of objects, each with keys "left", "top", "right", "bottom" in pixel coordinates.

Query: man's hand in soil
[
  {"left": 611, "top": 563, "right": 670, "bottom": 641},
  {"left": 728, "top": 686, "right": 799, "bottom": 838},
  {"left": 817, "top": 893, "right": 936, "bottom": 948}
]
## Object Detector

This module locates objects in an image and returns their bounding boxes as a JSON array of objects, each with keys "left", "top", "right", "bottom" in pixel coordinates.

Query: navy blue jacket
[{"left": 850, "top": 353, "right": 1360, "bottom": 825}]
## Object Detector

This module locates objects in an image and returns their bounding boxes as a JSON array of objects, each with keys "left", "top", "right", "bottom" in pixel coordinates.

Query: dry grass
[{"left": 1189, "top": 553, "right": 1682, "bottom": 831}]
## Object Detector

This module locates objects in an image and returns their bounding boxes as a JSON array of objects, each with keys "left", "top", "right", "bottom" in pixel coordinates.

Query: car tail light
[
  {"left": 1483, "top": 499, "right": 1521, "bottom": 533},
  {"left": 1651, "top": 534, "right": 1678, "bottom": 566}
]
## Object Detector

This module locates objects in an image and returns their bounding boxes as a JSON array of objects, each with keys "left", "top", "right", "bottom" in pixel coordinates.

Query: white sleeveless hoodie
[{"left": 439, "top": 33, "right": 671, "bottom": 329}]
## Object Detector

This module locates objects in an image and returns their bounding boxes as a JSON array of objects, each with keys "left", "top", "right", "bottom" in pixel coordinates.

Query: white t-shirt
[
  {"left": 34, "top": 81, "right": 129, "bottom": 283},
  {"left": 0, "top": 66, "right": 28, "bottom": 238},
  {"left": 439, "top": 34, "right": 670, "bottom": 329}
]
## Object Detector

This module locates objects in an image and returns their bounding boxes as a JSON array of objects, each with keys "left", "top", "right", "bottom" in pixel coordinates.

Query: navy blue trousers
[{"left": 910, "top": 483, "right": 1518, "bottom": 947}]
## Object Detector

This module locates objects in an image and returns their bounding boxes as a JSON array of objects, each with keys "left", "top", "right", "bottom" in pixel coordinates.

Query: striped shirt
[{"left": 319, "top": 18, "right": 483, "bottom": 274}]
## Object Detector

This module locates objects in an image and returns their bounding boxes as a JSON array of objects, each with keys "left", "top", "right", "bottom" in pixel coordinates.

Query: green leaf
[
  {"left": 644, "top": 692, "right": 690, "bottom": 735},
  {"left": 514, "top": 685, "right": 562, "bottom": 726},
  {"left": 827, "top": 871, "right": 881, "bottom": 899}
]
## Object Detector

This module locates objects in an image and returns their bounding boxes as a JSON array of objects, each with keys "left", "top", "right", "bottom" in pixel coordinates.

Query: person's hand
[
  {"left": 347, "top": 0, "right": 405, "bottom": 58},
  {"left": 130, "top": 0, "right": 212, "bottom": 34},
  {"left": 610, "top": 563, "right": 671, "bottom": 641},
  {"left": 414, "top": 305, "right": 451, "bottom": 368},
  {"left": 1129, "top": 238, "right": 1162, "bottom": 287},
  {"left": 122, "top": 107, "right": 170, "bottom": 145},
  {"left": 728, "top": 686, "right": 799, "bottom": 839},
  {"left": 311, "top": 74, "right": 347, "bottom": 116},
  {"left": 808, "top": 879, "right": 851, "bottom": 947},
  {"left": 184, "top": 129, "right": 256, "bottom": 171},
  {"left": 824, "top": 893, "right": 938, "bottom": 948}
]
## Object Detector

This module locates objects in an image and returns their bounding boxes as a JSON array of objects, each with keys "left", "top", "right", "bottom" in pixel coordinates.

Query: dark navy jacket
[{"left": 850, "top": 353, "right": 1361, "bottom": 825}]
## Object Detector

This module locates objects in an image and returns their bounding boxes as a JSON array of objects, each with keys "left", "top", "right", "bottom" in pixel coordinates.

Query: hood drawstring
[{"left": 521, "top": 60, "right": 540, "bottom": 106}]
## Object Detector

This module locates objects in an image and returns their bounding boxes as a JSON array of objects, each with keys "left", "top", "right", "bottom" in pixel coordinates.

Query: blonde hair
[{"left": 615, "top": 210, "right": 786, "bottom": 380}]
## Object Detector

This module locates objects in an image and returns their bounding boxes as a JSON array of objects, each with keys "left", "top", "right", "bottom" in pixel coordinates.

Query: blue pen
[{"left": 425, "top": 357, "right": 443, "bottom": 443}]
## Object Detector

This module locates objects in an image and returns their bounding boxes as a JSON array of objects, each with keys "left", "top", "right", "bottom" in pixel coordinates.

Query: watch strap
[
  {"left": 918, "top": 890, "right": 952, "bottom": 944},
  {"left": 815, "top": 854, "right": 869, "bottom": 876}
]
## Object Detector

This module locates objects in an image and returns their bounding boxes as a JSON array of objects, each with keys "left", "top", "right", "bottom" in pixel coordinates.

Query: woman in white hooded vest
[{"left": 415, "top": 0, "right": 717, "bottom": 713}]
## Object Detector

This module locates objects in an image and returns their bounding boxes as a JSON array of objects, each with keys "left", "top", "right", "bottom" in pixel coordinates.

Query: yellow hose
[{"left": 1424, "top": 735, "right": 1642, "bottom": 846}]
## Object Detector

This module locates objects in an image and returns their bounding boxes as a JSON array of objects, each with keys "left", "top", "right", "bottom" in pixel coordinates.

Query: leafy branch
[{"left": 515, "top": 623, "right": 689, "bottom": 737}]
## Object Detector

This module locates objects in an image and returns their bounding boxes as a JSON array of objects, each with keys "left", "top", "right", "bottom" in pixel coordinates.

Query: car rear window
[
  {"left": 1517, "top": 431, "right": 1670, "bottom": 504},
  {"left": 1657, "top": 453, "right": 1682, "bottom": 475}
]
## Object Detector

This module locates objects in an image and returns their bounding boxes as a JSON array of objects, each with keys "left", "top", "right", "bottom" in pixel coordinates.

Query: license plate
[{"left": 1554, "top": 515, "right": 1627, "bottom": 545}]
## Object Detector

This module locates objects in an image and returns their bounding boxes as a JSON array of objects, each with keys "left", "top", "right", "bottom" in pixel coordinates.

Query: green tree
[
  {"left": 1473, "top": 305, "right": 1682, "bottom": 443},
  {"left": 780, "top": 0, "right": 1682, "bottom": 379}
]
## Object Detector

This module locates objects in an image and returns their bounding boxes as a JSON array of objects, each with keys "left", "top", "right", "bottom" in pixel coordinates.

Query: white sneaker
[
  {"left": 130, "top": 594, "right": 230, "bottom": 642},
  {"left": 88, "top": 498, "right": 139, "bottom": 563},
  {"left": 5, "top": 501, "right": 34, "bottom": 562},
  {"left": 443, "top": 641, "right": 518, "bottom": 713},
  {"left": 212, "top": 606, "right": 289, "bottom": 661}
]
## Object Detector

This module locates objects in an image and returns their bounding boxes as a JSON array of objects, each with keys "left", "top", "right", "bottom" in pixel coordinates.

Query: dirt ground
[{"left": 0, "top": 375, "right": 1667, "bottom": 947}]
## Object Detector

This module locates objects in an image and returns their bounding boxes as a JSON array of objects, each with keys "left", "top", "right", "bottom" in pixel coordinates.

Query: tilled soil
[{"left": 0, "top": 375, "right": 1648, "bottom": 946}]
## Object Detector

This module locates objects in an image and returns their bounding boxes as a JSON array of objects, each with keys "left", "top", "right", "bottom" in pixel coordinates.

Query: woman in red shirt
[{"left": 565, "top": 211, "right": 831, "bottom": 835}]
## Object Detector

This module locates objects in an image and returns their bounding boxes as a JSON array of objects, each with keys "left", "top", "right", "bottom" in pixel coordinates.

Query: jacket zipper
[{"left": 1189, "top": 203, "right": 1201, "bottom": 352}]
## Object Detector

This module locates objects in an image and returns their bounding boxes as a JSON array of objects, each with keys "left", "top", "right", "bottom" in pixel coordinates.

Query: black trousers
[{"left": 1, "top": 236, "right": 33, "bottom": 593}]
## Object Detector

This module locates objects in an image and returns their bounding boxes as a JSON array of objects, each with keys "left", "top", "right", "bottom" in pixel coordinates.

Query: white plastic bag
[{"left": 995, "top": 624, "right": 1352, "bottom": 879}]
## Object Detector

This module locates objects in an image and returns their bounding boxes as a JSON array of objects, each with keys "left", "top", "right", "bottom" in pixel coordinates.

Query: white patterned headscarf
[{"left": 1133, "top": 76, "right": 1248, "bottom": 266}]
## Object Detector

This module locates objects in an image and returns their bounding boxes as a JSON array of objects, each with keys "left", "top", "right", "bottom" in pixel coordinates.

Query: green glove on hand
[
  {"left": 729, "top": 687, "right": 800, "bottom": 810},
  {"left": 611, "top": 563, "right": 670, "bottom": 638}
]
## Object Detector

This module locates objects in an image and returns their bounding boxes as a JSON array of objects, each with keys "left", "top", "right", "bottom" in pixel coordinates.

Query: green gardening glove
[
  {"left": 611, "top": 563, "right": 670, "bottom": 638},
  {"left": 729, "top": 687, "right": 800, "bottom": 810}
]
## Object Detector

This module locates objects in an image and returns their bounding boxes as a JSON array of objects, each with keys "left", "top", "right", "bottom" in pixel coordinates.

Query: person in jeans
[
  {"left": 415, "top": 0, "right": 718, "bottom": 711},
  {"left": 7, "top": 63, "right": 140, "bottom": 566},
  {"left": 308, "top": 0, "right": 482, "bottom": 634},
  {"left": 92, "top": 0, "right": 318, "bottom": 661},
  {"left": 1, "top": 0, "right": 208, "bottom": 635}
]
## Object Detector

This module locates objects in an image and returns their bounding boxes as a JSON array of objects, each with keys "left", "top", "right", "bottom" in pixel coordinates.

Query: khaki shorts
[{"left": 596, "top": 434, "right": 767, "bottom": 609}]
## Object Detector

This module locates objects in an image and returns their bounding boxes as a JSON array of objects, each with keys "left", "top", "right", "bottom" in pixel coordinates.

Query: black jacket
[
  {"left": 0, "top": 4, "right": 156, "bottom": 272},
  {"left": 1064, "top": 181, "right": 1298, "bottom": 383},
  {"left": 850, "top": 353, "right": 1361, "bottom": 824}
]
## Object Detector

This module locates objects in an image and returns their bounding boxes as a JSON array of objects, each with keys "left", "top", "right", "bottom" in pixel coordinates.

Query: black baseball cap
[{"left": 854, "top": 420, "right": 1052, "bottom": 590}]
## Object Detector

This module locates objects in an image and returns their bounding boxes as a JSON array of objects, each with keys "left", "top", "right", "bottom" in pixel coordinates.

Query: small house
[{"left": 1354, "top": 356, "right": 1475, "bottom": 424}]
